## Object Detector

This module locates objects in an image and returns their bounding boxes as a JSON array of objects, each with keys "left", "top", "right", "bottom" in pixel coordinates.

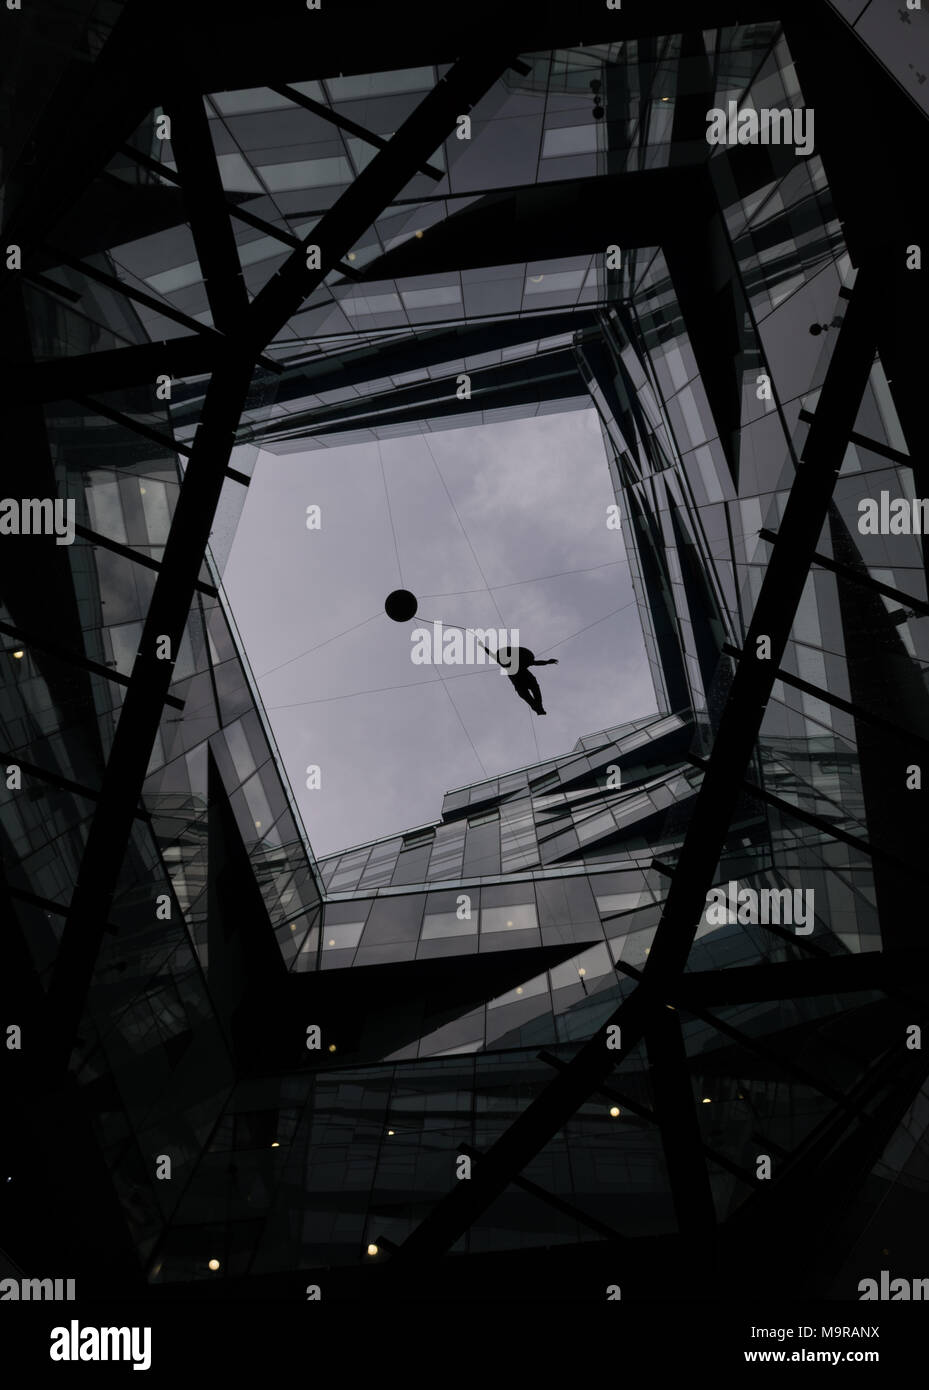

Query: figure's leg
[{"left": 515, "top": 671, "right": 545, "bottom": 715}]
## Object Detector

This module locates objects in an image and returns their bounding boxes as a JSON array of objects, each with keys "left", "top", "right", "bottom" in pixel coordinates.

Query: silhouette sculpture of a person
[{"left": 478, "top": 641, "right": 558, "bottom": 715}]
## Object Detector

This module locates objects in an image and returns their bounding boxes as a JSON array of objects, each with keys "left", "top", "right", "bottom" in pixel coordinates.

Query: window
[{"left": 480, "top": 903, "right": 538, "bottom": 933}]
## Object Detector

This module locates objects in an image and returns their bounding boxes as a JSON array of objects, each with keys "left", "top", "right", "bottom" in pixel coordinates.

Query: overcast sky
[{"left": 223, "top": 408, "right": 658, "bottom": 859}]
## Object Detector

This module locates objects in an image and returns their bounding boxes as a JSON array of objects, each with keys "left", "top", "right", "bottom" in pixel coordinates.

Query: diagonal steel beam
[
  {"left": 722, "top": 642, "right": 929, "bottom": 754},
  {"left": 686, "top": 751, "right": 929, "bottom": 883},
  {"left": 760, "top": 528, "right": 929, "bottom": 617},
  {"left": 270, "top": 83, "right": 444, "bottom": 181},
  {"left": 164, "top": 87, "right": 249, "bottom": 335},
  {"left": 0, "top": 618, "right": 185, "bottom": 710},
  {"left": 244, "top": 51, "right": 518, "bottom": 352},
  {"left": 644, "top": 1009, "right": 718, "bottom": 1240},
  {"left": 390, "top": 269, "right": 881, "bottom": 1266}
]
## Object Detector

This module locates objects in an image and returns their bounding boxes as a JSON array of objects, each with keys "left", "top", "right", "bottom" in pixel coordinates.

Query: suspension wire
[
  {"left": 256, "top": 611, "right": 382, "bottom": 680},
  {"left": 419, "top": 557, "right": 629, "bottom": 599},
  {"left": 377, "top": 435, "right": 404, "bottom": 587},
  {"left": 419, "top": 431, "right": 542, "bottom": 756}
]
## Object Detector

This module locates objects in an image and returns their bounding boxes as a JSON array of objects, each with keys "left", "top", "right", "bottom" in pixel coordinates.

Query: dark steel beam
[
  {"left": 74, "top": 523, "right": 218, "bottom": 597},
  {"left": 44, "top": 356, "right": 253, "bottom": 1071},
  {"left": 390, "top": 270, "right": 880, "bottom": 1266},
  {"left": 760, "top": 528, "right": 929, "bottom": 617},
  {"left": 244, "top": 51, "right": 528, "bottom": 352},
  {"left": 270, "top": 83, "right": 444, "bottom": 181},
  {"left": 0, "top": 749, "right": 150, "bottom": 820},
  {"left": 117, "top": 144, "right": 304, "bottom": 250},
  {"left": 722, "top": 642, "right": 929, "bottom": 754},
  {"left": 537, "top": 1049, "right": 756, "bottom": 1187},
  {"left": 617, "top": 960, "right": 862, "bottom": 1118},
  {"left": 0, "top": 618, "right": 185, "bottom": 710},
  {"left": 458, "top": 1143, "right": 627, "bottom": 1244},
  {"left": 71, "top": 393, "right": 191, "bottom": 457},
  {"left": 45, "top": 248, "right": 231, "bottom": 345},
  {"left": 686, "top": 751, "right": 929, "bottom": 884},
  {"left": 796, "top": 413, "right": 911, "bottom": 469},
  {"left": 164, "top": 87, "right": 249, "bottom": 336},
  {"left": 645, "top": 1010, "right": 718, "bottom": 1240},
  {"left": 17, "top": 338, "right": 215, "bottom": 403}
]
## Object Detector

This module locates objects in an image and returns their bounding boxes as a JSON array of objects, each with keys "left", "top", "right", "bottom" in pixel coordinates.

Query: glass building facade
[{"left": 2, "top": 1, "right": 927, "bottom": 1306}]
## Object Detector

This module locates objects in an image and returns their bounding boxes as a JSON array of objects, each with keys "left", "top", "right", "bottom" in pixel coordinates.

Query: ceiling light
[
  {"left": 609, "top": 1106, "right": 620, "bottom": 1117},
  {"left": 12, "top": 650, "right": 24, "bottom": 659},
  {"left": 366, "top": 1243, "right": 379, "bottom": 1256},
  {"left": 328, "top": 1043, "right": 336, "bottom": 1052},
  {"left": 208, "top": 1259, "right": 220, "bottom": 1271},
  {"left": 271, "top": 1141, "right": 280, "bottom": 1148}
]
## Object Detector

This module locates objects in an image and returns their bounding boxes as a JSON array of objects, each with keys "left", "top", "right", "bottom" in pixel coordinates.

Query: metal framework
[{"left": 2, "top": 0, "right": 928, "bottom": 1300}]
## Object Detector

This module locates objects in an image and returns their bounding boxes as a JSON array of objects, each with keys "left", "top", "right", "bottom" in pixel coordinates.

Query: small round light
[
  {"left": 366, "top": 1243, "right": 379, "bottom": 1256},
  {"left": 414, "top": 230, "right": 424, "bottom": 239},
  {"left": 290, "top": 923, "right": 297, "bottom": 932},
  {"left": 529, "top": 275, "right": 543, "bottom": 283},
  {"left": 347, "top": 251, "right": 357, "bottom": 261},
  {"left": 140, "top": 486, "right": 147, "bottom": 494},
  {"left": 12, "top": 650, "right": 25, "bottom": 659},
  {"left": 208, "top": 1259, "right": 220, "bottom": 1271},
  {"left": 578, "top": 968, "right": 586, "bottom": 977},
  {"left": 387, "top": 1129, "right": 395, "bottom": 1136},
  {"left": 328, "top": 1043, "right": 336, "bottom": 1052},
  {"left": 661, "top": 96, "right": 670, "bottom": 102},
  {"left": 516, "top": 987, "right": 523, "bottom": 995},
  {"left": 702, "top": 1098, "right": 711, "bottom": 1104},
  {"left": 609, "top": 1106, "right": 620, "bottom": 1118},
  {"left": 254, "top": 820, "right": 262, "bottom": 828},
  {"left": 271, "top": 1141, "right": 280, "bottom": 1148},
  {"left": 506, "top": 920, "right": 513, "bottom": 927},
  {"left": 328, "top": 939, "right": 335, "bottom": 946}
]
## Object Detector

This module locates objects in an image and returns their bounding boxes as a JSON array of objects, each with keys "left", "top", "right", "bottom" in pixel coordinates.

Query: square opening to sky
[{"left": 225, "top": 408, "right": 657, "bottom": 857}]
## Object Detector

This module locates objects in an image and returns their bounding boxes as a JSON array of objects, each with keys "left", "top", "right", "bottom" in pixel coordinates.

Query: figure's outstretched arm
[{"left": 533, "top": 657, "right": 559, "bottom": 665}]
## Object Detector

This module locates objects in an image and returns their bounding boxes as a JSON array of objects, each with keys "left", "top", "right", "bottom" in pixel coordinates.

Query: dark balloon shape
[{"left": 385, "top": 589, "right": 418, "bottom": 622}]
